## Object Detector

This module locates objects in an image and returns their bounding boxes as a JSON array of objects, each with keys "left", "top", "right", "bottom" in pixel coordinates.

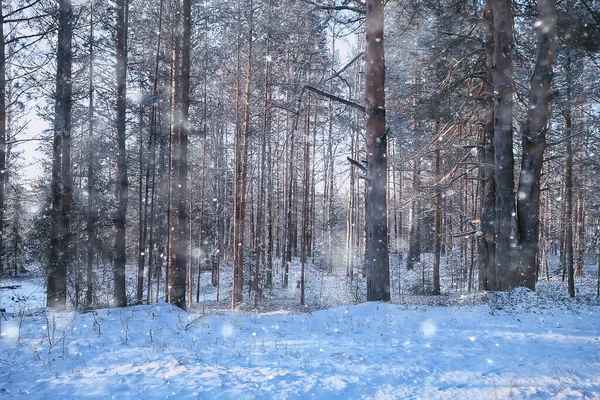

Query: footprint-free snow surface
[{"left": 1, "top": 299, "right": 599, "bottom": 399}]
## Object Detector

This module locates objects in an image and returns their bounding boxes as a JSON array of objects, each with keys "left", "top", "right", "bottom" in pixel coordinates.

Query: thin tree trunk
[
  {"left": 254, "top": 6, "right": 271, "bottom": 306},
  {"left": 433, "top": 148, "right": 441, "bottom": 295},
  {"left": 232, "top": 0, "right": 253, "bottom": 307},
  {"left": 176, "top": 0, "right": 191, "bottom": 310},
  {"left": 136, "top": 94, "right": 145, "bottom": 303},
  {"left": 575, "top": 128, "right": 585, "bottom": 276},
  {"left": 565, "top": 81, "right": 575, "bottom": 298},
  {"left": 300, "top": 93, "right": 311, "bottom": 306},
  {"left": 478, "top": 0, "right": 496, "bottom": 291},
  {"left": 113, "top": 0, "right": 129, "bottom": 307},
  {"left": 407, "top": 158, "right": 421, "bottom": 270},
  {"left": 86, "top": 2, "right": 95, "bottom": 307},
  {"left": 145, "top": 0, "right": 163, "bottom": 304}
]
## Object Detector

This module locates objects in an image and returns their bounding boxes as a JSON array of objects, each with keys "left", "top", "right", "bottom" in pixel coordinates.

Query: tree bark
[
  {"left": 491, "top": 0, "right": 516, "bottom": 290},
  {"left": 565, "top": 82, "right": 575, "bottom": 298},
  {"left": 300, "top": 94, "right": 311, "bottom": 306},
  {"left": 113, "top": 0, "right": 128, "bottom": 307},
  {"left": 478, "top": 0, "right": 496, "bottom": 291},
  {"left": 48, "top": 0, "right": 72, "bottom": 310},
  {"left": 516, "top": 0, "right": 557, "bottom": 291},
  {"left": 167, "top": 0, "right": 189, "bottom": 310},
  {"left": 254, "top": 3, "right": 271, "bottom": 305},
  {"left": 433, "top": 148, "right": 441, "bottom": 295},
  {"left": 86, "top": 2, "right": 95, "bottom": 307},
  {"left": 407, "top": 158, "right": 421, "bottom": 270},
  {"left": 232, "top": 0, "right": 252, "bottom": 307},
  {"left": 365, "top": 0, "right": 390, "bottom": 301},
  {"left": 0, "top": 12, "right": 6, "bottom": 276}
]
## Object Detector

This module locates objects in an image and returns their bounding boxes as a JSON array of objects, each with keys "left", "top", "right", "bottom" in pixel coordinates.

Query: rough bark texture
[
  {"left": 255, "top": 7, "right": 271, "bottom": 305},
  {"left": 176, "top": 0, "right": 191, "bottom": 310},
  {"left": 48, "top": 0, "right": 73, "bottom": 310},
  {"left": 113, "top": 0, "right": 128, "bottom": 307},
  {"left": 565, "top": 97, "right": 575, "bottom": 298},
  {"left": 491, "top": 0, "right": 516, "bottom": 291},
  {"left": 86, "top": 4, "right": 95, "bottom": 307},
  {"left": 517, "top": 0, "right": 557, "bottom": 291},
  {"left": 433, "top": 149, "right": 441, "bottom": 295},
  {"left": 406, "top": 158, "right": 421, "bottom": 270},
  {"left": 232, "top": 0, "right": 253, "bottom": 307},
  {"left": 365, "top": 0, "right": 390, "bottom": 302},
  {"left": 0, "top": 12, "right": 6, "bottom": 276},
  {"left": 300, "top": 95, "right": 311, "bottom": 306},
  {"left": 167, "top": 0, "right": 189, "bottom": 310},
  {"left": 478, "top": 0, "right": 497, "bottom": 291}
]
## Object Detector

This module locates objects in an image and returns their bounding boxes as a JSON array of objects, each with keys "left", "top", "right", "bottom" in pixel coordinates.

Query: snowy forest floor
[{"left": 1, "top": 254, "right": 599, "bottom": 399}]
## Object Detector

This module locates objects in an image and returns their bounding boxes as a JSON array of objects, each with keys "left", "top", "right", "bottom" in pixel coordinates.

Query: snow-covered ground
[
  {"left": 1, "top": 299, "right": 599, "bottom": 399},
  {"left": 1, "top": 256, "right": 599, "bottom": 399}
]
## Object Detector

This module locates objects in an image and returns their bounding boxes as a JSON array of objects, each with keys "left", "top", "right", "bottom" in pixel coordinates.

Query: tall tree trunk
[
  {"left": 232, "top": 0, "right": 253, "bottom": 307},
  {"left": 516, "top": 0, "right": 557, "bottom": 291},
  {"left": 300, "top": 93, "right": 311, "bottom": 306},
  {"left": 48, "top": 0, "right": 73, "bottom": 310},
  {"left": 167, "top": 0, "right": 190, "bottom": 310},
  {"left": 145, "top": 0, "right": 163, "bottom": 304},
  {"left": 113, "top": 0, "right": 128, "bottom": 307},
  {"left": 407, "top": 60, "right": 421, "bottom": 271},
  {"left": 0, "top": 11, "right": 6, "bottom": 277},
  {"left": 365, "top": 0, "right": 390, "bottom": 301},
  {"left": 478, "top": 0, "right": 496, "bottom": 291},
  {"left": 86, "top": 2, "right": 96, "bottom": 307},
  {"left": 433, "top": 148, "right": 441, "bottom": 295},
  {"left": 266, "top": 115, "right": 274, "bottom": 289},
  {"left": 575, "top": 128, "right": 585, "bottom": 276},
  {"left": 565, "top": 75, "right": 575, "bottom": 298},
  {"left": 177, "top": 0, "right": 191, "bottom": 309},
  {"left": 254, "top": 5, "right": 271, "bottom": 306},
  {"left": 136, "top": 94, "right": 145, "bottom": 303},
  {"left": 491, "top": 0, "right": 515, "bottom": 290},
  {"left": 407, "top": 158, "right": 421, "bottom": 270}
]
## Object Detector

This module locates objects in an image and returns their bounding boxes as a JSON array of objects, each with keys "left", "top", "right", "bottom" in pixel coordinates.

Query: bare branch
[
  {"left": 298, "top": 0, "right": 365, "bottom": 15},
  {"left": 304, "top": 84, "right": 365, "bottom": 112},
  {"left": 325, "top": 52, "right": 364, "bottom": 82},
  {"left": 347, "top": 156, "right": 367, "bottom": 173}
]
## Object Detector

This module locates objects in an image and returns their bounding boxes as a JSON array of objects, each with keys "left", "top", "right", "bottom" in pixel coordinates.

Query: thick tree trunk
[
  {"left": 491, "top": 0, "right": 516, "bottom": 290},
  {"left": 167, "top": 0, "right": 189, "bottom": 310},
  {"left": 48, "top": 0, "right": 73, "bottom": 310},
  {"left": 113, "top": 0, "right": 128, "bottom": 307},
  {"left": 365, "top": 0, "right": 390, "bottom": 301},
  {"left": 516, "top": 0, "right": 557, "bottom": 291}
]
